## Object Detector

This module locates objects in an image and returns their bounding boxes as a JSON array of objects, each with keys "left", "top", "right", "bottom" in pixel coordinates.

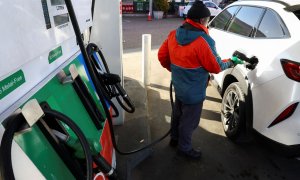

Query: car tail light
[
  {"left": 281, "top": 59, "right": 300, "bottom": 82},
  {"left": 268, "top": 103, "right": 299, "bottom": 128}
]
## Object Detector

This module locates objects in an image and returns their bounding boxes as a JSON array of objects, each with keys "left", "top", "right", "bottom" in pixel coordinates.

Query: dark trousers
[{"left": 171, "top": 97, "right": 203, "bottom": 152}]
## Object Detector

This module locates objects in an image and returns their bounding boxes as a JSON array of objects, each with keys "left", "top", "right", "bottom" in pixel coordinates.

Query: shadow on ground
[
  {"left": 114, "top": 77, "right": 300, "bottom": 180},
  {"left": 132, "top": 83, "right": 300, "bottom": 180}
]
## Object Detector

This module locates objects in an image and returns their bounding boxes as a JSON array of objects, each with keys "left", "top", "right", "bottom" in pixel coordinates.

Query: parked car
[
  {"left": 219, "top": 0, "right": 237, "bottom": 9},
  {"left": 183, "top": 0, "right": 222, "bottom": 19},
  {"left": 208, "top": 0, "right": 300, "bottom": 153}
]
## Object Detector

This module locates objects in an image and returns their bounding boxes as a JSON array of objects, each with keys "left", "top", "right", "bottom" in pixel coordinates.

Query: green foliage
[{"left": 153, "top": 0, "right": 169, "bottom": 13}]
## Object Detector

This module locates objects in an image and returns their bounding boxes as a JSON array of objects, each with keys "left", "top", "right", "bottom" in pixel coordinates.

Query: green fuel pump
[
  {"left": 0, "top": 100, "right": 93, "bottom": 180},
  {"left": 63, "top": 0, "right": 180, "bottom": 159},
  {"left": 0, "top": 0, "right": 118, "bottom": 179},
  {"left": 64, "top": 0, "right": 174, "bottom": 156},
  {"left": 0, "top": 100, "right": 118, "bottom": 180}
]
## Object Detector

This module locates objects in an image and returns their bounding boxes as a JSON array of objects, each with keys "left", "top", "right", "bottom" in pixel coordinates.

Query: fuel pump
[
  {"left": 0, "top": 0, "right": 118, "bottom": 179},
  {"left": 64, "top": 0, "right": 174, "bottom": 156},
  {"left": 0, "top": 100, "right": 117, "bottom": 180}
]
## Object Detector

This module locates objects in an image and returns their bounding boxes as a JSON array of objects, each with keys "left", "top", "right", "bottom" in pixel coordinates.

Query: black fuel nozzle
[
  {"left": 232, "top": 51, "right": 259, "bottom": 70},
  {"left": 232, "top": 51, "right": 248, "bottom": 61},
  {"left": 100, "top": 73, "right": 135, "bottom": 113},
  {"left": 245, "top": 56, "right": 259, "bottom": 70},
  {"left": 101, "top": 73, "right": 121, "bottom": 85}
]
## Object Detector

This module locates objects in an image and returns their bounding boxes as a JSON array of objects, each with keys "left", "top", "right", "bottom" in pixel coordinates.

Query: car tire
[{"left": 221, "top": 82, "right": 246, "bottom": 141}]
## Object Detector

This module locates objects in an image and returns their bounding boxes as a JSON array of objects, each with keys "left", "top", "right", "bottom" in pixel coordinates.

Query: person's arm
[
  {"left": 158, "top": 38, "right": 171, "bottom": 72},
  {"left": 210, "top": 43, "right": 233, "bottom": 71},
  {"left": 198, "top": 38, "right": 233, "bottom": 73}
]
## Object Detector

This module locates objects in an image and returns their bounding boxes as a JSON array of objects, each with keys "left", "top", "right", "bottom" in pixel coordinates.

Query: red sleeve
[
  {"left": 197, "top": 43, "right": 222, "bottom": 74},
  {"left": 197, "top": 40, "right": 232, "bottom": 74},
  {"left": 158, "top": 39, "right": 171, "bottom": 72}
]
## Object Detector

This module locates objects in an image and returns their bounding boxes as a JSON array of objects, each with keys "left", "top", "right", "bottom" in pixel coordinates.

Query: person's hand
[{"left": 231, "top": 56, "right": 244, "bottom": 65}]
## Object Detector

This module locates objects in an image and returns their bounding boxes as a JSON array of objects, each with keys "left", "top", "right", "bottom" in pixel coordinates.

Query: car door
[
  {"left": 208, "top": 5, "right": 242, "bottom": 88},
  {"left": 209, "top": 5, "right": 265, "bottom": 88},
  {"left": 245, "top": 9, "right": 293, "bottom": 132},
  {"left": 210, "top": 5, "right": 294, "bottom": 131}
]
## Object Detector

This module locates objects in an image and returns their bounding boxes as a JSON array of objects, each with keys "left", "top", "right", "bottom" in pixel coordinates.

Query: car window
[
  {"left": 205, "top": 2, "right": 216, "bottom": 8},
  {"left": 209, "top": 6, "right": 239, "bottom": 30},
  {"left": 227, "top": 6, "right": 264, "bottom": 37},
  {"left": 255, "top": 9, "right": 285, "bottom": 38}
]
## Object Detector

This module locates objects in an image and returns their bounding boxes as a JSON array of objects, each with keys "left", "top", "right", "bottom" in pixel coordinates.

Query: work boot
[
  {"left": 169, "top": 139, "right": 178, "bottom": 147},
  {"left": 177, "top": 148, "right": 202, "bottom": 160}
]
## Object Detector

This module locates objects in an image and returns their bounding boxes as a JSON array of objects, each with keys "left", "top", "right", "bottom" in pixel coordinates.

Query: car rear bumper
[
  {"left": 252, "top": 75, "right": 300, "bottom": 146},
  {"left": 253, "top": 129, "right": 300, "bottom": 157}
]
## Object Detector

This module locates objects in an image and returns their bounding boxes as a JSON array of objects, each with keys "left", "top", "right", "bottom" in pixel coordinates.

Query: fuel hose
[
  {"left": 0, "top": 114, "right": 25, "bottom": 180},
  {"left": 86, "top": 43, "right": 135, "bottom": 114},
  {"left": 0, "top": 109, "right": 94, "bottom": 180}
]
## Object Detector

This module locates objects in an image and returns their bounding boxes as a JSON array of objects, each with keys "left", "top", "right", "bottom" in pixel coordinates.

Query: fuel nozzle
[
  {"left": 232, "top": 51, "right": 259, "bottom": 70},
  {"left": 231, "top": 56, "right": 244, "bottom": 65}
]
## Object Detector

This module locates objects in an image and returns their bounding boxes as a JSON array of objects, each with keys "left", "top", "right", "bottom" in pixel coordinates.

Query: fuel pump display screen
[
  {"left": 53, "top": 13, "right": 69, "bottom": 27},
  {"left": 50, "top": 0, "right": 65, "bottom": 6}
]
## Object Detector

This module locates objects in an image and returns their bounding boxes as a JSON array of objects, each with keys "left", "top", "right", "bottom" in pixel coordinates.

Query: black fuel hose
[
  {"left": 64, "top": 0, "right": 173, "bottom": 155},
  {"left": 0, "top": 109, "right": 93, "bottom": 180},
  {"left": 0, "top": 113, "right": 25, "bottom": 180},
  {"left": 43, "top": 109, "right": 93, "bottom": 180},
  {"left": 86, "top": 43, "right": 135, "bottom": 113}
]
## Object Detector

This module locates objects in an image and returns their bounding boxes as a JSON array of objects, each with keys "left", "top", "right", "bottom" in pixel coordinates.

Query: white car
[
  {"left": 209, "top": 0, "right": 300, "bottom": 152},
  {"left": 183, "top": 0, "right": 222, "bottom": 19}
]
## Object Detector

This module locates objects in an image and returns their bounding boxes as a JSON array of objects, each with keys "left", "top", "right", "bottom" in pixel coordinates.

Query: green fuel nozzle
[{"left": 231, "top": 56, "right": 244, "bottom": 65}]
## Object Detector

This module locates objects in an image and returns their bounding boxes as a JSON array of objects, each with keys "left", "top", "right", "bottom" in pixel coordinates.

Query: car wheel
[{"left": 221, "top": 82, "right": 246, "bottom": 141}]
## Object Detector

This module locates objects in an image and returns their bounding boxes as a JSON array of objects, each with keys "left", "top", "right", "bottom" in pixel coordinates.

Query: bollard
[{"left": 142, "top": 34, "right": 151, "bottom": 86}]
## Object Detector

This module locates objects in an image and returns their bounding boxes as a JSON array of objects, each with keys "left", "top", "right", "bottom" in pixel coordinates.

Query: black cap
[{"left": 187, "top": 0, "right": 211, "bottom": 20}]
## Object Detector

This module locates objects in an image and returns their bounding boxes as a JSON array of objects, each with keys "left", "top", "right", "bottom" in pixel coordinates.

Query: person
[{"left": 158, "top": 0, "right": 238, "bottom": 160}]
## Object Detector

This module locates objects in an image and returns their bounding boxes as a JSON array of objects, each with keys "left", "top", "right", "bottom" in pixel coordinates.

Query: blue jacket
[{"left": 158, "top": 19, "right": 232, "bottom": 104}]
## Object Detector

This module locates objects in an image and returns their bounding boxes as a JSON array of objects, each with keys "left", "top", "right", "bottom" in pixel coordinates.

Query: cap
[{"left": 187, "top": 1, "right": 211, "bottom": 20}]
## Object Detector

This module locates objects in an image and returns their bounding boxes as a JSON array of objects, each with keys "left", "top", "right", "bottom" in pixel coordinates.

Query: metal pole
[
  {"left": 149, "top": 0, "right": 153, "bottom": 15},
  {"left": 148, "top": 0, "right": 153, "bottom": 21},
  {"left": 142, "top": 34, "right": 151, "bottom": 86}
]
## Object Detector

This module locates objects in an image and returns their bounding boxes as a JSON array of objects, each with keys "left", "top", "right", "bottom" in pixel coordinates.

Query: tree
[{"left": 153, "top": 0, "right": 169, "bottom": 13}]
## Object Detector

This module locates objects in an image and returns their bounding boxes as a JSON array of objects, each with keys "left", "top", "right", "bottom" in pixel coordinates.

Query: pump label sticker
[
  {"left": 0, "top": 70, "right": 25, "bottom": 100},
  {"left": 48, "top": 46, "right": 63, "bottom": 64}
]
